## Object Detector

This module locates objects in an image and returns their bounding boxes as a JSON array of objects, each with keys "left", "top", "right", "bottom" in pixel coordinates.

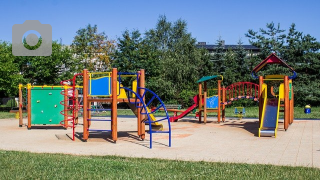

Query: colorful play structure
[
  {"left": 169, "top": 53, "right": 296, "bottom": 137},
  {"left": 18, "top": 84, "right": 66, "bottom": 128},
  {"left": 17, "top": 53, "right": 296, "bottom": 141},
  {"left": 234, "top": 107, "right": 246, "bottom": 120},
  {"left": 18, "top": 68, "right": 171, "bottom": 148},
  {"left": 170, "top": 76, "right": 259, "bottom": 123},
  {"left": 252, "top": 53, "right": 296, "bottom": 137}
]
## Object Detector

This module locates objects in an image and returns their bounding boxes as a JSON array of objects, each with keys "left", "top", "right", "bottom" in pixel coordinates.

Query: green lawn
[
  {"left": 1, "top": 106, "right": 319, "bottom": 119},
  {"left": 0, "top": 150, "right": 319, "bottom": 179}
]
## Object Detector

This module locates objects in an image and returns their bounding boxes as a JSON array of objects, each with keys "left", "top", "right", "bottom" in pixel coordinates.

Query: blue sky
[{"left": 1, "top": 0, "right": 319, "bottom": 45}]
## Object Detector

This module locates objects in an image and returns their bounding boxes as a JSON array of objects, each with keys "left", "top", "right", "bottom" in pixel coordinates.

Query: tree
[
  {"left": 211, "top": 37, "right": 225, "bottom": 73},
  {"left": 142, "top": 15, "right": 211, "bottom": 106},
  {"left": 283, "top": 24, "right": 320, "bottom": 106},
  {"left": 223, "top": 48, "right": 237, "bottom": 85},
  {"left": 245, "top": 22, "right": 286, "bottom": 58},
  {"left": 15, "top": 41, "right": 76, "bottom": 85},
  {"left": 113, "top": 29, "right": 160, "bottom": 75},
  {"left": 71, "top": 24, "right": 116, "bottom": 72},
  {"left": 246, "top": 22, "right": 320, "bottom": 106},
  {"left": 234, "top": 39, "right": 249, "bottom": 80},
  {"left": 0, "top": 41, "right": 23, "bottom": 97}
]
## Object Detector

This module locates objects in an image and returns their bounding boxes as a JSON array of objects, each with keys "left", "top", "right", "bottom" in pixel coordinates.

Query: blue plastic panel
[
  {"left": 88, "top": 76, "right": 111, "bottom": 96},
  {"left": 206, "top": 96, "right": 218, "bottom": 109}
]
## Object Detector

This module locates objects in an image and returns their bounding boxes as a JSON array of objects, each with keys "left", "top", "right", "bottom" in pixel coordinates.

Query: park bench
[
  {"left": 165, "top": 104, "right": 182, "bottom": 110},
  {"left": 9, "top": 107, "right": 27, "bottom": 113},
  {"left": 152, "top": 104, "right": 183, "bottom": 117},
  {"left": 9, "top": 107, "right": 27, "bottom": 119}
]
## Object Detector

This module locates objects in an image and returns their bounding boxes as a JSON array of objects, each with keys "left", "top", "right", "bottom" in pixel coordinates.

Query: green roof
[{"left": 197, "top": 75, "right": 220, "bottom": 83}]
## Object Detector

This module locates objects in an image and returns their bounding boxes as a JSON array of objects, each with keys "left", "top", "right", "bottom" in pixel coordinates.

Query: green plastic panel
[
  {"left": 197, "top": 75, "right": 219, "bottom": 83},
  {"left": 289, "top": 83, "right": 292, "bottom": 100},
  {"left": 31, "top": 88, "right": 64, "bottom": 125}
]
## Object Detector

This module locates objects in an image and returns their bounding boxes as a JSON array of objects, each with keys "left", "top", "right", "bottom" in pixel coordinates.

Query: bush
[
  {"left": 178, "top": 90, "right": 197, "bottom": 108},
  {"left": 6, "top": 98, "right": 17, "bottom": 107}
]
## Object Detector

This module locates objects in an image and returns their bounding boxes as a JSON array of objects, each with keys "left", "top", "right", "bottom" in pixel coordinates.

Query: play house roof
[
  {"left": 251, "top": 53, "right": 297, "bottom": 79},
  {"left": 197, "top": 75, "right": 222, "bottom": 83}
]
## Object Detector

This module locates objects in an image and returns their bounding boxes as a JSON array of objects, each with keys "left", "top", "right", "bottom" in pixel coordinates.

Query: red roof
[{"left": 251, "top": 53, "right": 294, "bottom": 73}]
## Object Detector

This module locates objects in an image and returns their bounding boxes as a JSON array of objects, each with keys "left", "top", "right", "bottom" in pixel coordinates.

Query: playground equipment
[
  {"left": 251, "top": 53, "right": 296, "bottom": 137},
  {"left": 169, "top": 75, "right": 224, "bottom": 122},
  {"left": 18, "top": 84, "right": 67, "bottom": 129},
  {"left": 234, "top": 107, "right": 246, "bottom": 120},
  {"left": 18, "top": 68, "right": 171, "bottom": 148},
  {"left": 171, "top": 75, "right": 259, "bottom": 123},
  {"left": 196, "top": 75, "right": 224, "bottom": 123},
  {"left": 169, "top": 95, "right": 201, "bottom": 122},
  {"left": 60, "top": 68, "right": 171, "bottom": 148}
]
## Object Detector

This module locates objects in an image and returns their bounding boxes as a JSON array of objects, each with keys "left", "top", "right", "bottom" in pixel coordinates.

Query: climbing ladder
[
  {"left": 122, "top": 86, "right": 171, "bottom": 148},
  {"left": 59, "top": 73, "right": 83, "bottom": 140},
  {"left": 86, "top": 104, "right": 112, "bottom": 132},
  {"left": 60, "top": 69, "right": 171, "bottom": 148},
  {"left": 118, "top": 72, "right": 171, "bottom": 148}
]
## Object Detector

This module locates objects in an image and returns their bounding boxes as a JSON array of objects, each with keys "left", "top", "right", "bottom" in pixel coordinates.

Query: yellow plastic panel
[
  {"left": 279, "top": 83, "right": 284, "bottom": 99},
  {"left": 117, "top": 82, "right": 127, "bottom": 99},
  {"left": 132, "top": 80, "right": 137, "bottom": 98}
]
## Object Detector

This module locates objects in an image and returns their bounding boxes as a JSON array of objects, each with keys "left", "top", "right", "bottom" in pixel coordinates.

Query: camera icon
[{"left": 12, "top": 20, "right": 52, "bottom": 56}]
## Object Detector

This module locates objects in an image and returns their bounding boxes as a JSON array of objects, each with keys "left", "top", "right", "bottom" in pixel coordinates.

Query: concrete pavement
[{"left": 0, "top": 116, "right": 319, "bottom": 168}]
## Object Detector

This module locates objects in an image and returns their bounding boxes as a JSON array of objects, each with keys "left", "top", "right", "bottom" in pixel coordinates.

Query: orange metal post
[
  {"left": 111, "top": 68, "right": 118, "bottom": 142},
  {"left": 139, "top": 69, "right": 146, "bottom": 140},
  {"left": 222, "top": 86, "right": 226, "bottom": 122},
  {"left": 198, "top": 83, "right": 202, "bottom": 123},
  {"left": 258, "top": 76, "right": 263, "bottom": 125},
  {"left": 19, "top": 84, "right": 23, "bottom": 127},
  {"left": 137, "top": 71, "right": 141, "bottom": 137},
  {"left": 82, "top": 69, "right": 89, "bottom": 141},
  {"left": 203, "top": 81, "right": 207, "bottom": 124},
  {"left": 284, "top": 76, "right": 289, "bottom": 130},
  {"left": 27, "top": 84, "right": 31, "bottom": 129},
  {"left": 63, "top": 86, "right": 68, "bottom": 129},
  {"left": 217, "top": 80, "right": 221, "bottom": 123}
]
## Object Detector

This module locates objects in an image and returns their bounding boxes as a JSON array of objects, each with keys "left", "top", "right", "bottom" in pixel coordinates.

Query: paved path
[{"left": 0, "top": 117, "right": 319, "bottom": 168}]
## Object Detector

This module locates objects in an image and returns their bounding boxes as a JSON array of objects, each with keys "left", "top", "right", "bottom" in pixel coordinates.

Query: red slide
[{"left": 169, "top": 95, "right": 199, "bottom": 122}]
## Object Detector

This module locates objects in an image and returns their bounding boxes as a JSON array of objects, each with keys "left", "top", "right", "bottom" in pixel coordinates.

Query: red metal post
[
  {"left": 75, "top": 89, "right": 79, "bottom": 125},
  {"left": 284, "top": 76, "right": 289, "bottom": 130},
  {"left": 198, "top": 83, "right": 202, "bottom": 123},
  {"left": 19, "top": 84, "right": 23, "bottom": 127},
  {"left": 63, "top": 85, "right": 68, "bottom": 129},
  {"left": 217, "top": 80, "right": 221, "bottom": 123},
  {"left": 222, "top": 86, "right": 225, "bottom": 122},
  {"left": 27, "top": 84, "right": 31, "bottom": 129}
]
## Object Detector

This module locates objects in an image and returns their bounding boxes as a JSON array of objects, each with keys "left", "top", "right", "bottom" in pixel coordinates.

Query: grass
[
  {"left": 221, "top": 106, "right": 320, "bottom": 119},
  {"left": 0, "top": 150, "right": 319, "bottom": 179},
  {"left": 1, "top": 106, "right": 319, "bottom": 119}
]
